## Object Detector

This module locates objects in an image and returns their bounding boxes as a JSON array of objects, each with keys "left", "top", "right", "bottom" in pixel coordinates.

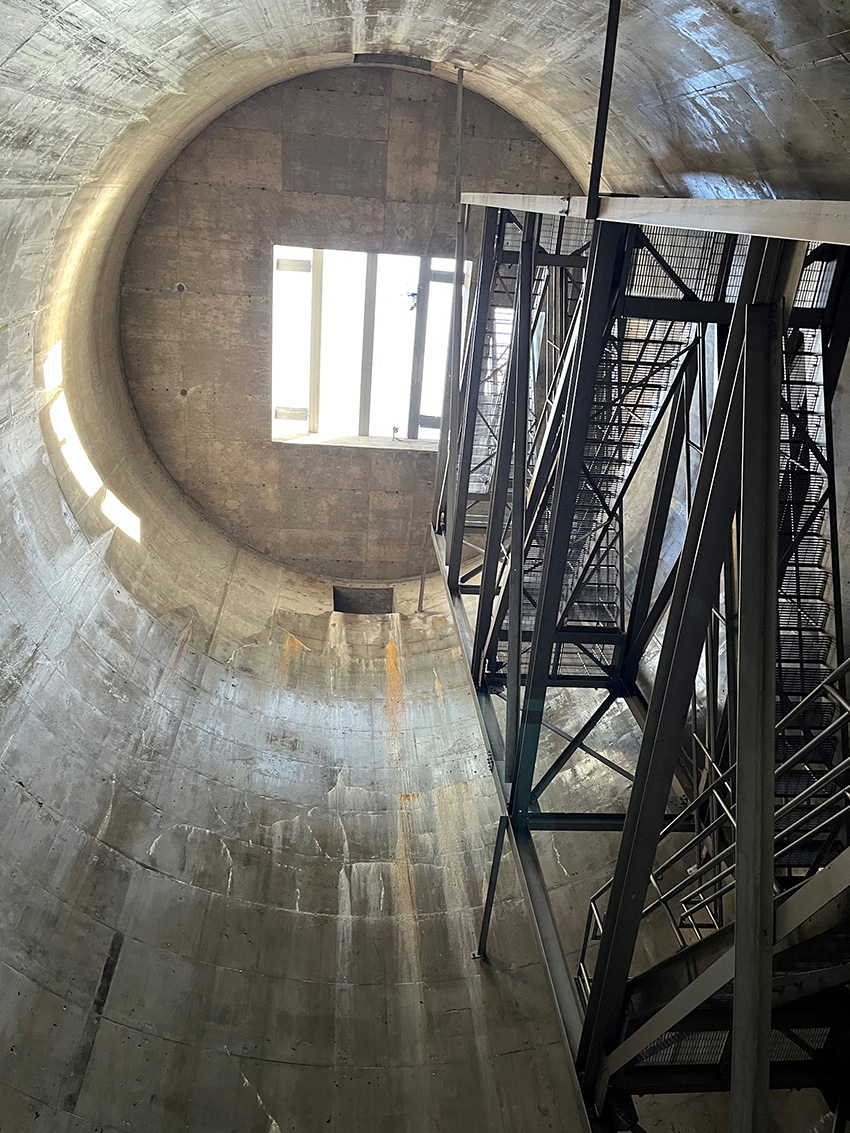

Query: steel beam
[
  {"left": 460, "top": 193, "right": 850, "bottom": 247},
  {"left": 499, "top": 250, "right": 588, "bottom": 268},
  {"left": 730, "top": 302, "right": 782, "bottom": 1133},
  {"left": 528, "top": 812, "right": 692, "bottom": 832},
  {"left": 621, "top": 297, "right": 734, "bottom": 323}
]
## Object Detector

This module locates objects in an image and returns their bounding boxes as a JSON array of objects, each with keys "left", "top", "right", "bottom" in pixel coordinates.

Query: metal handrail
[{"left": 578, "top": 656, "right": 850, "bottom": 991}]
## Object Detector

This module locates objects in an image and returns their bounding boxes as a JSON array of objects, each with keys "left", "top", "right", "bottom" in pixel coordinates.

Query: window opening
[
  {"left": 271, "top": 245, "right": 470, "bottom": 443},
  {"left": 419, "top": 258, "right": 455, "bottom": 441},
  {"left": 369, "top": 253, "right": 419, "bottom": 439},
  {"left": 271, "top": 246, "right": 313, "bottom": 440},
  {"left": 333, "top": 586, "right": 395, "bottom": 614}
]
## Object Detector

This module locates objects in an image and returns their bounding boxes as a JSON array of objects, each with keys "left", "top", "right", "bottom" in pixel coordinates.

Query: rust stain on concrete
[
  {"left": 169, "top": 618, "right": 193, "bottom": 672},
  {"left": 384, "top": 636, "right": 403, "bottom": 719},
  {"left": 278, "top": 630, "right": 310, "bottom": 685}
]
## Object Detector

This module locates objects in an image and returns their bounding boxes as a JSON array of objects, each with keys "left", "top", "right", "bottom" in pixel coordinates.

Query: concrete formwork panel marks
[
  {"left": 1, "top": 1, "right": 849, "bottom": 1129},
  {"left": 0, "top": 593, "right": 587, "bottom": 1130},
  {"left": 119, "top": 66, "right": 572, "bottom": 581}
]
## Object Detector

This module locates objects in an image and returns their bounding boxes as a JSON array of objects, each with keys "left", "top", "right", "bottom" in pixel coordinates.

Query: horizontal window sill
[{"left": 272, "top": 433, "right": 438, "bottom": 451}]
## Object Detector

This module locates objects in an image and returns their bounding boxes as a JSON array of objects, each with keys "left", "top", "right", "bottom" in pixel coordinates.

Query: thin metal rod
[
  {"left": 473, "top": 815, "right": 507, "bottom": 959},
  {"left": 586, "top": 0, "right": 622, "bottom": 220},
  {"left": 532, "top": 690, "right": 619, "bottom": 800},
  {"left": 444, "top": 68, "right": 466, "bottom": 554}
]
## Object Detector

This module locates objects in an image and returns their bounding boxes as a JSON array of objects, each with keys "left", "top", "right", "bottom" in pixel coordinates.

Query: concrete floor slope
[{"left": 2, "top": 0, "right": 850, "bottom": 1129}]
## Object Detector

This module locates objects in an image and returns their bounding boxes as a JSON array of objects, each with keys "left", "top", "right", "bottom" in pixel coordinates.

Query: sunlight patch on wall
[
  {"left": 101, "top": 489, "right": 141, "bottom": 542},
  {"left": 47, "top": 383, "right": 142, "bottom": 543},
  {"left": 42, "top": 340, "right": 63, "bottom": 390},
  {"left": 49, "top": 391, "right": 103, "bottom": 496}
]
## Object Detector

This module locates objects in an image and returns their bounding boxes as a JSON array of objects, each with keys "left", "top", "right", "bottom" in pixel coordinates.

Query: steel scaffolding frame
[{"left": 431, "top": 202, "right": 850, "bottom": 1132}]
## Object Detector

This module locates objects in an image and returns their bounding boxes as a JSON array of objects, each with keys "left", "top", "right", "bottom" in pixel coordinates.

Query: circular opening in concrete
[{"left": 117, "top": 64, "right": 572, "bottom": 582}]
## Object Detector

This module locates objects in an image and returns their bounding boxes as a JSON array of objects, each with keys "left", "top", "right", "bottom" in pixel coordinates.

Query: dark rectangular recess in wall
[
  {"left": 354, "top": 53, "right": 431, "bottom": 70},
  {"left": 333, "top": 586, "right": 395, "bottom": 614}
]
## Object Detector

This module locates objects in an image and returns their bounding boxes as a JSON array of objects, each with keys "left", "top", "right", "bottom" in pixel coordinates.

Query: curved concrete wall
[
  {"left": 0, "top": 558, "right": 584, "bottom": 1130},
  {"left": 4, "top": 30, "right": 595, "bottom": 1114},
  {"left": 2, "top": 1, "right": 849, "bottom": 1129},
  {"left": 119, "top": 66, "right": 570, "bottom": 578}
]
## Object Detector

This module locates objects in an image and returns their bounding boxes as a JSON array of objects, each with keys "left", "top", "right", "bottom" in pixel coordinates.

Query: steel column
[
  {"left": 472, "top": 341, "right": 517, "bottom": 680},
  {"left": 729, "top": 302, "right": 782, "bottom": 1133},
  {"left": 511, "top": 817, "right": 587, "bottom": 1058},
  {"left": 577, "top": 238, "right": 803, "bottom": 1101},
  {"left": 506, "top": 215, "right": 539, "bottom": 772},
  {"left": 447, "top": 207, "right": 500, "bottom": 589},
  {"left": 443, "top": 67, "right": 466, "bottom": 553},
  {"left": 510, "top": 221, "right": 630, "bottom": 815}
]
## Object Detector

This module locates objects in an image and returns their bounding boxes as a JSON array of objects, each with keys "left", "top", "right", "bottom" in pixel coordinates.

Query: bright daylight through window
[{"left": 271, "top": 246, "right": 469, "bottom": 444}]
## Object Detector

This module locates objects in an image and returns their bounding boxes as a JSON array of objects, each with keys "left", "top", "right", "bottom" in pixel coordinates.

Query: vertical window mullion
[
  {"left": 407, "top": 256, "right": 431, "bottom": 439},
  {"left": 308, "top": 249, "right": 324, "bottom": 434},
  {"left": 359, "top": 253, "right": 378, "bottom": 436}
]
